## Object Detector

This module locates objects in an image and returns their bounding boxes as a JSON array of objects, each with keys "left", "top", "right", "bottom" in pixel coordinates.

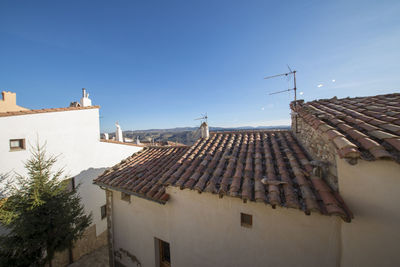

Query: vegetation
[{"left": 0, "top": 143, "right": 91, "bottom": 267}]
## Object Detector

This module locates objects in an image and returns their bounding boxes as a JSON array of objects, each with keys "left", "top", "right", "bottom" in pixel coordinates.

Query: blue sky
[{"left": 1, "top": 0, "right": 399, "bottom": 132}]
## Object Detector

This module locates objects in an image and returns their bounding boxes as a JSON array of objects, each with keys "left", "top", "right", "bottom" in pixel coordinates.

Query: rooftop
[
  {"left": 0, "top": 105, "right": 100, "bottom": 118},
  {"left": 100, "top": 139, "right": 144, "bottom": 147},
  {"left": 291, "top": 93, "right": 400, "bottom": 163},
  {"left": 94, "top": 130, "right": 351, "bottom": 221}
]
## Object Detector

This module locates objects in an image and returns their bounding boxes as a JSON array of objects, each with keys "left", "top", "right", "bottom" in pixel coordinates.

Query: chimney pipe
[
  {"left": 80, "top": 88, "right": 92, "bottom": 107},
  {"left": 200, "top": 122, "right": 209, "bottom": 139}
]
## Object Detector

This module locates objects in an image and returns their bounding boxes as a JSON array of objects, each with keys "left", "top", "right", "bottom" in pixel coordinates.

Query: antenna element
[
  {"left": 194, "top": 113, "right": 208, "bottom": 123},
  {"left": 264, "top": 66, "right": 299, "bottom": 133}
]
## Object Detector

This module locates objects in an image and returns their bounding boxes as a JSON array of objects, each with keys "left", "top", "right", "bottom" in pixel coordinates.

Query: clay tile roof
[
  {"left": 94, "top": 130, "right": 352, "bottom": 221},
  {"left": 291, "top": 93, "right": 400, "bottom": 163},
  {"left": 94, "top": 146, "right": 190, "bottom": 203},
  {"left": 0, "top": 106, "right": 100, "bottom": 117}
]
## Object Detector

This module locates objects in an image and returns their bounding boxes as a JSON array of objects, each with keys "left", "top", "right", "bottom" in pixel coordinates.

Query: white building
[{"left": 0, "top": 90, "right": 142, "bottom": 264}]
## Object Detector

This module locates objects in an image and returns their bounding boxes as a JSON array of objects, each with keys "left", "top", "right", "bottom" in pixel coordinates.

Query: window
[
  {"left": 158, "top": 239, "right": 171, "bottom": 267},
  {"left": 101, "top": 205, "right": 106, "bottom": 219},
  {"left": 121, "top": 192, "right": 131, "bottom": 202},
  {"left": 241, "top": 213, "right": 252, "bottom": 228},
  {"left": 9, "top": 139, "right": 25, "bottom": 151}
]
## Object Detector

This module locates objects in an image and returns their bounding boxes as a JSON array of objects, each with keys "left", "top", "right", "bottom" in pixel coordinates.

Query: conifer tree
[{"left": 0, "top": 143, "right": 92, "bottom": 267}]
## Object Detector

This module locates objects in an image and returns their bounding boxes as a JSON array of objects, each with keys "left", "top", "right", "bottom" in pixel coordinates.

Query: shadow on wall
[{"left": 73, "top": 167, "right": 109, "bottom": 233}]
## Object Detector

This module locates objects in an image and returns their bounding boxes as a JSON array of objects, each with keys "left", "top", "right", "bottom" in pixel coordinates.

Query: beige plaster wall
[
  {"left": 111, "top": 188, "right": 341, "bottom": 267},
  {"left": 338, "top": 157, "right": 400, "bottom": 267},
  {"left": 0, "top": 91, "right": 28, "bottom": 112}
]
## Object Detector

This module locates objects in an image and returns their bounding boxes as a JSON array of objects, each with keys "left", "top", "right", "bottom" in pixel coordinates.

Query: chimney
[
  {"left": 0, "top": 91, "right": 29, "bottom": 112},
  {"left": 80, "top": 88, "right": 92, "bottom": 107},
  {"left": 200, "top": 122, "right": 209, "bottom": 139},
  {"left": 115, "top": 122, "right": 123, "bottom": 142},
  {"left": 135, "top": 136, "right": 141, "bottom": 145},
  {"left": 2, "top": 91, "right": 16, "bottom": 105}
]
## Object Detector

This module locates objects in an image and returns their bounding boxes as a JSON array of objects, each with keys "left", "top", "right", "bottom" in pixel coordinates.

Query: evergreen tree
[{"left": 0, "top": 143, "right": 92, "bottom": 267}]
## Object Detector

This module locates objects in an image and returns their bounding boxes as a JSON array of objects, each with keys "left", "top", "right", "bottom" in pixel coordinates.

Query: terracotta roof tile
[
  {"left": 0, "top": 105, "right": 100, "bottom": 117},
  {"left": 292, "top": 93, "right": 400, "bottom": 163},
  {"left": 94, "top": 130, "right": 351, "bottom": 221}
]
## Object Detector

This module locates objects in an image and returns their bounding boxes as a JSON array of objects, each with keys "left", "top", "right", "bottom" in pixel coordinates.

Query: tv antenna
[
  {"left": 264, "top": 65, "right": 299, "bottom": 132},
  {"left": 264, "top": 65, "right": 297, "bottom": 102},
  {"left": 194, "top": 113, "right": 208, "bottom": 124}
]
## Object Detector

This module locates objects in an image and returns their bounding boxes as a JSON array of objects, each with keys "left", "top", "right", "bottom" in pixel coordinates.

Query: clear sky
[{"left": 1, "top": 0, "right": 399, "bottom": 132}]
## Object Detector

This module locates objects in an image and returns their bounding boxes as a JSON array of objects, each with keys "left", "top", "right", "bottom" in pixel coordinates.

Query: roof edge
[
  {"left": 93, "top": 181, "right": 168, "bottom": 205},
  {"left": 100, "top": 139, "right": 144, "bottom": 147},
  {"left": 0, "top": 105, "right": 100, "bottom": 118}
]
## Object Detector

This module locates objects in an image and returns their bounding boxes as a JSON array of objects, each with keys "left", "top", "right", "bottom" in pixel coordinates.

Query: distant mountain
[{"left": 106, "top": 125, "right": 290, "bottom": 145}]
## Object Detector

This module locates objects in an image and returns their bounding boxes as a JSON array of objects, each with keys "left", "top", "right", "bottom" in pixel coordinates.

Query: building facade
[
  {"left": 291, "top": 93, "right": 400, "bottom": 267},
  {"left": 0, "top": 91, "right": 142, "bottom": 265},
  {"left": 96, "top": 93, "right": 400, "bottom": 267}
]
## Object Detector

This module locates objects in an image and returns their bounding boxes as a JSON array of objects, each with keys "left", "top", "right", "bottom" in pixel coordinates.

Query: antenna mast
[
  {"left": 194, "top": 113, "right": 208, "bottom": 124},
  {"left": 264, "top": 66, "right": 299, "bottom": 133}
]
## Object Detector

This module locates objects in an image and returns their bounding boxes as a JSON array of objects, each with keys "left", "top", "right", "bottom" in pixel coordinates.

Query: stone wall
[
  {"left": 51, "top": 224, "right": 107, "bottom": 267},
  {"left": 292, "top": 114, "right": 339, "bottom": 191}
]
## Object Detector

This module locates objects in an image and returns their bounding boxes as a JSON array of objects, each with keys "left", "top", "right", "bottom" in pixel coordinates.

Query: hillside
[{"left": 106, "top": 125, "right": 290, "bottom": 145}]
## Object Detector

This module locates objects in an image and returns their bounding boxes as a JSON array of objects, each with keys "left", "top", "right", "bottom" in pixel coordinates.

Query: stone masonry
[{"left": 292, "top": 114, "right": 339, "bottom": 191}]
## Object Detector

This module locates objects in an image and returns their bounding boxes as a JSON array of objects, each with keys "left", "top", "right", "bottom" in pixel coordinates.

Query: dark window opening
[
  {"left": 159, "top": 239, "right": 170, "bottom": 266},
  {"left": 241, "top": 213, "right": 252, "bottom": 228},
  {"left": 101, "top": 205, "right": 106, "bottom": 219},
  {"left": 10, "top": 139, "right": 25, "bottom": 151},
  {"left": 121, "top": 192, "right": 131, "bottom": 202}
]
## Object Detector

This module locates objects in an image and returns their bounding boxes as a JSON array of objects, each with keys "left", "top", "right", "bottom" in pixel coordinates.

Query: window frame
[
  {"left": 240, "top": 212, "right": 253, "bottom": 228},
  {"left": 9, "top": 138, "right": 26, "bottom": 151},
  {"left": 100, "top": 205, "right": 107, "bottom": 220},
  {"left": 159, "top": 239, "right": 171, "bottom": 267}
]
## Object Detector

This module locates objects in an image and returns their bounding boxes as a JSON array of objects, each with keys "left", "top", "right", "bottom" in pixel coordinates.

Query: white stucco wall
[
  {"left": 112, "top": 188, "right": 341, "bottom": 267},
  {"left": 0, "top": 109, "right": 142, "bottom": 235},
  {"left": 338, "top": 157, "right": 400, "bottom": 267}
]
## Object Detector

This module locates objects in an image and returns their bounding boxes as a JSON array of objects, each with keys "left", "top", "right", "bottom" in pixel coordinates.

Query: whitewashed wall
[
  {"left": 112, "top": 187, "right": 341, "bottom": 267},
  {"left": 0, "top": 108, "right": 142, "bottom": 235}
]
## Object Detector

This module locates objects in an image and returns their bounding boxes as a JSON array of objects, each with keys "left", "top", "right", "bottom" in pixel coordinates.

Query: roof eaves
[
  {"left": 93, "top": 181, "right": 168, "bottom": 205},
  {"left": 0, "top": 105, "right": 100, "bottom": 118}
]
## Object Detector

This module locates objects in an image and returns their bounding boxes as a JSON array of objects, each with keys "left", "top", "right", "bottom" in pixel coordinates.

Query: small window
[
  {"left": 10, "top": 139, "right": 25, "bottom": 151},
  {"left": 121, "top": 192, "right": 131, "bottom": 202},
  {"left": 159, "top": 239, "right": 170, "bottom": 267},
  {"left": 241, "top": 213, "right": 252, "bottom": 228},
  {"left": 101, "top": 205, "right": 106, "bottom": 219}
]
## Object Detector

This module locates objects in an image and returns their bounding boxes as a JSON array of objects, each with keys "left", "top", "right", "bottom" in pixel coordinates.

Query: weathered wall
[
  {"left": 51, "top": 224, "right": 107, "bottom": 267},
  {"left": 111, "top": 188, "right": 341, "bottom": 267},
  {"left": 338, "top": 157, "right": 400, "bottom": 267},
  {"left": 292, "top": 114, "right": 339, "bottom": 190}
]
